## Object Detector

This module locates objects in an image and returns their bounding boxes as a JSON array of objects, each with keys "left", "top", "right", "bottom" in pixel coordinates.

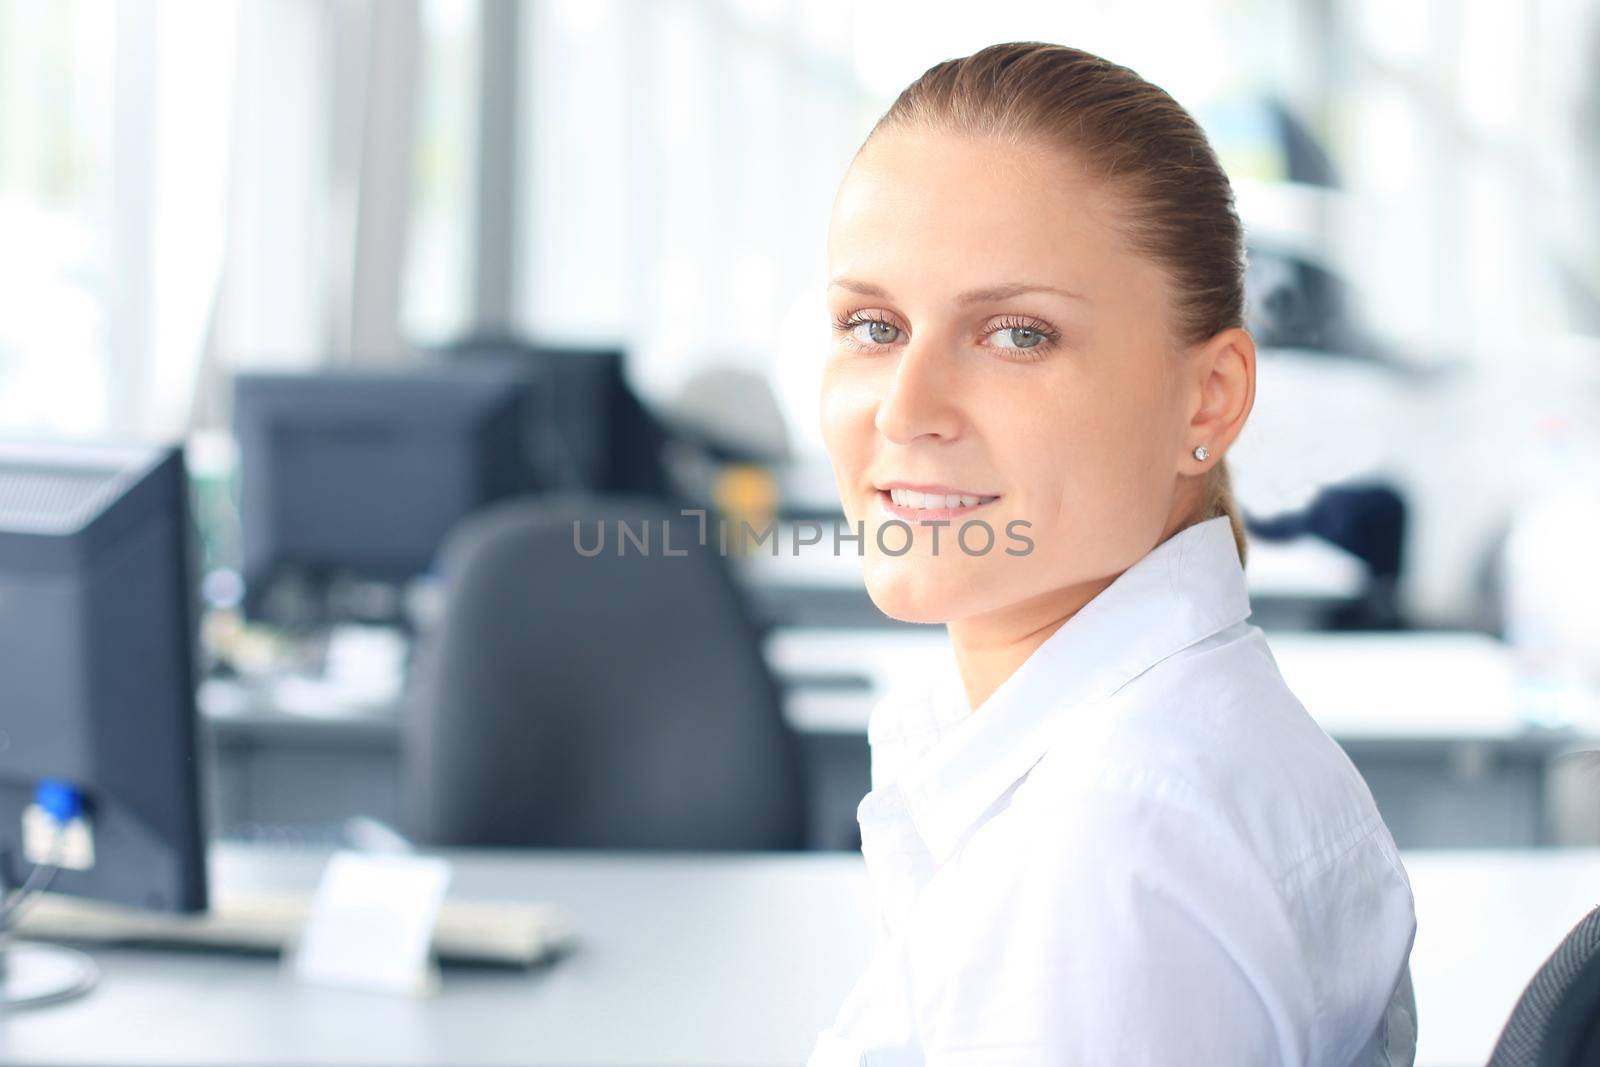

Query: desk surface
[
  {"left": 207, "top": 628, "right": 1600, "bottom": 748},
  {"left": 4, "top": 844, "right": 1599, "bottom": 1067},
  {"left": 769, "top": 626, "right": 1600, "bottom": 742},
  {"left": 2, "top": 845, "right": 871, "bottom": 1067}
]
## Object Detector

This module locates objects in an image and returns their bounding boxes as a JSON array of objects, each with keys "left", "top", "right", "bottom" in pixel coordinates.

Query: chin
[
  {"left": 861, "top": 561, "right": 970, "bottom": 625},
  {"left": 865, "top": 593, "right": 952, "bottom": 625}
]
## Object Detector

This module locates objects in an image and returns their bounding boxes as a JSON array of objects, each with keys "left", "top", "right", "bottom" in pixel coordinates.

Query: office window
[
  {"left": 0, "top": 1, "right": 114, "bottom": 436},
  {"left": 1328, "top": 0, "right": 1597, "bottom": 361},
  {"left": 0, "top": 1, "right": 238, "bottom": 439},
  {"left": 515, "top": 0, "right": 865, "bottom": 406},
  {"left": 402, "top": 0, "right": 480, "bottom": 345},
  {"left": 518, "top": 0, "right": 633, "bottom": 343}
]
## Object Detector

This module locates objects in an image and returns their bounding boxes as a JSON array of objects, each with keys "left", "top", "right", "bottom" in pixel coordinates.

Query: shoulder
[
  {"left": 1027, "top": 620, "right": 1403, "bottom": 893},
  {"left": 928, "top": 763, "right": 1320, "bottom": 1064},
  {"left": 1001, "top": 621, "right": 1417, "bottom": 1064},
  {"left": 884, "top": 615, "right": 1421, "bottom": 1063}
]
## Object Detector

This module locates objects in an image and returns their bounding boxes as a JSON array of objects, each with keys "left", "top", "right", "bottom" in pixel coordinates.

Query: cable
[
  {"left": 0, "top": 779, "right": 80, "bottom": 937},
  {"left": 0, "top": 858, "right": 60, "bottom": 930},
  {"left": 0, "top": 780, "right": 100, "bottom": 1012}
]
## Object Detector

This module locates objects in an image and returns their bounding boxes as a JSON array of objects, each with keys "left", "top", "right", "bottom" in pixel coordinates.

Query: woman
[{"left": 809, "top": 42, "right": 1418, "bottom": 1066}]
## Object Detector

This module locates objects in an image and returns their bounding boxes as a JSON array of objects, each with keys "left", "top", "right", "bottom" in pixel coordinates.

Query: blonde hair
[{"left": 863, "top": 41, "right": 1250, "bottom": 567}]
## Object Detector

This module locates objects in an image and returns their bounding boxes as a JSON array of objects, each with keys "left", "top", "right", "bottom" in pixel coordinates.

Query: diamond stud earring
[{"left": 1193, "top": 445, "right": 1210, "bottom": 462}]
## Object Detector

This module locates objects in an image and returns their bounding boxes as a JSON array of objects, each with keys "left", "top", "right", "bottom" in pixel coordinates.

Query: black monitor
[
  {"left": 232, "top": 365, "right": 538, "bottom": 624},
  {"left": 0, "top": 440, "right": 208, "bottom": 1006},
  {"left": 425, "top": 335, "right": 677, "bottom": 499}
]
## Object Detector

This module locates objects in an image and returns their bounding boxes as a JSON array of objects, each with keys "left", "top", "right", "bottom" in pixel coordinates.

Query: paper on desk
[{"left": 288, "top": 849, "right": 452, "bottom": 996}]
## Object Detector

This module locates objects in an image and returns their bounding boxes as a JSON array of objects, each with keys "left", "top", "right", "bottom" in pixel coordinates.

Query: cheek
[
  {"left": 818, "top": 360, "right": 880, "bottom": 517},
  {"left": 1002, "top": 367, "right": 1173, "bottom": 527},
  {"left": 819, "top": 362, "right": 876, "bottom": 456}
]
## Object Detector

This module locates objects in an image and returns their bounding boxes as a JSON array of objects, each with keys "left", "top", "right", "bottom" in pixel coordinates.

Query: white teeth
[{"left": 887, "top": 489, "right": 996, "bottom": 510}]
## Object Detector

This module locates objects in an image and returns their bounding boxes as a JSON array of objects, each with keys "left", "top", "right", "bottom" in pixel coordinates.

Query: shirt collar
[{"left": 892, "top": 514, "right": 1252, "bottom": 865}]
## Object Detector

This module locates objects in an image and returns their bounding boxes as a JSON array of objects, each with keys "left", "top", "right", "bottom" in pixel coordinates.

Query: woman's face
[{"left": 821, "top": 128, "right": 1205, "bottom": 626}]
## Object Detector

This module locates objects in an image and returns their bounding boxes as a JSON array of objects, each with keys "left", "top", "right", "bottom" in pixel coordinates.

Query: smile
[{"left": 877, "top": 486, "right": 1000, "bottom": 521}]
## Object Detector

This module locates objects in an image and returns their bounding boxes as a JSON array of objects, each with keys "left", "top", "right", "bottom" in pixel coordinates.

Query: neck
[
  {"left": 947, "top": 509, "right": 1202, "bottom": 713},
  {"left": 945, "top": 573, "right": 1118, "bottom": 712}
]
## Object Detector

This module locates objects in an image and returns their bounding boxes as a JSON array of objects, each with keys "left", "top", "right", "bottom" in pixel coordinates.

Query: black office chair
[
  {"left": 1487, "top": 907, "right": 1600, "bottom": 1066},
  {"left": 402, "top": 493, "right": 809, "bottom": 850},
  {"left": 1245, "top": 480, "right": 1409, "bottom": 629}
]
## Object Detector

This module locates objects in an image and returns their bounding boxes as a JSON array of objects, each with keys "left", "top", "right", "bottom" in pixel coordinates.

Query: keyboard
[{"left": 14, "top": 889, "right": 574, "bottom": 968}]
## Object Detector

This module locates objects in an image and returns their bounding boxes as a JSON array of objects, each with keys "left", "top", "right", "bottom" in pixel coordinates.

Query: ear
[{"left": 1184, "top": 326, "right": 1255, "bottom": 472}]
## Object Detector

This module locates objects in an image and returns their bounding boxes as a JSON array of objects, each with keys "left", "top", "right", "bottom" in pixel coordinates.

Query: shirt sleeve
[{"left": 910, "top": 782, "right": 1317, "bottom": 1066}]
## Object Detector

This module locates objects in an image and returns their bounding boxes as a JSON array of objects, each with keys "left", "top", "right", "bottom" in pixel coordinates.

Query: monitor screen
[{"left": 233, "top": 365, "right": 538, "bottom": 621}]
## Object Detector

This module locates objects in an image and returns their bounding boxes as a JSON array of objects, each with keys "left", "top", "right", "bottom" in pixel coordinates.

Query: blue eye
[
  {"left": 992, "top": 327, "right": 1046, "bottom": 349},
  {"left": 832, "top": 312, "right": 902, "bottom": 350},
  {"left": 855, "top": 319, "right": 900, "bottom": 346},
  {"left": 986, "top": 316, "right": 1061, "bottom": 360}
]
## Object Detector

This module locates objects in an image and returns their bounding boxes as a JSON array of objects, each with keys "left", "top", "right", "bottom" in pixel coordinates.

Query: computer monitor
[
  {"left": 0, "top": 440, "right": 208, "bottom": 1006},
  {"left": 232, "top": 365, "right": 538, "bottom": 624},
  {"left": 425, "top": 335, "right": 677, "bottom": 499}
]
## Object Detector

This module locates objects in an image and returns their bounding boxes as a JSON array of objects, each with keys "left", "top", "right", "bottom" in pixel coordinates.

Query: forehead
[{"left": 827, "top": 128, "right": 1156, "bottom": 308}]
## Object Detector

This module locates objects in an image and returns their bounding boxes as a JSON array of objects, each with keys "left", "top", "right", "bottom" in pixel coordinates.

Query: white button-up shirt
[{"left": 808, "top": 514, "right": 1418, "bottom": 1066}]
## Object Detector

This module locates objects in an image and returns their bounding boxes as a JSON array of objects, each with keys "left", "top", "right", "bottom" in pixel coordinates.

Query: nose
[{"left": 873, "top": 341, "right": 963, "bottom": 445}]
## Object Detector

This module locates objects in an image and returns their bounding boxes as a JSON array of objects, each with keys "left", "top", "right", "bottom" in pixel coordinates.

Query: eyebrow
[{"left": 827, "top": 277, "right": 1090, "bottom": 305}]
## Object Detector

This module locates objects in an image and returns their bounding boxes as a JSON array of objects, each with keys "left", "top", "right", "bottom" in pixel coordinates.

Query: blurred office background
[{"left": 4, "top": 0, "right": 1600, "bottom": 856}]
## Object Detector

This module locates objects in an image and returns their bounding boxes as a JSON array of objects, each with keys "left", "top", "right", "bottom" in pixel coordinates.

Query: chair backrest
[
  {"left": 1488, "top": 906, "right": 1600, "bottom": 1067},
  {"left": 402, "top": 493, "right": 808, "bottom": 850}
]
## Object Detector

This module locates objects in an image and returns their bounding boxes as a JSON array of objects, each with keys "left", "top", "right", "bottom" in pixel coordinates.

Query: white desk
[
  {"left": 207, "top": 628, "right": 1571, "bottom": 743},
  {"left": 766, "top": 626, "right": 1599, "bottom": 743},
  {"left": 1, "top": 845, "right": 871, "bottom": 1067},
  {"left": 197, "top": 628, "right": 1595, "bottom": 850},
  {"left": 2, "top": 845, "right": 1595, "bottom": 1067}
]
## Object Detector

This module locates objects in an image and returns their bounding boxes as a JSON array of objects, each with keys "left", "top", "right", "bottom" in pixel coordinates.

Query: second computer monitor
[{"left": 233, "top": 365, "right": 538, "bottom": 623}]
